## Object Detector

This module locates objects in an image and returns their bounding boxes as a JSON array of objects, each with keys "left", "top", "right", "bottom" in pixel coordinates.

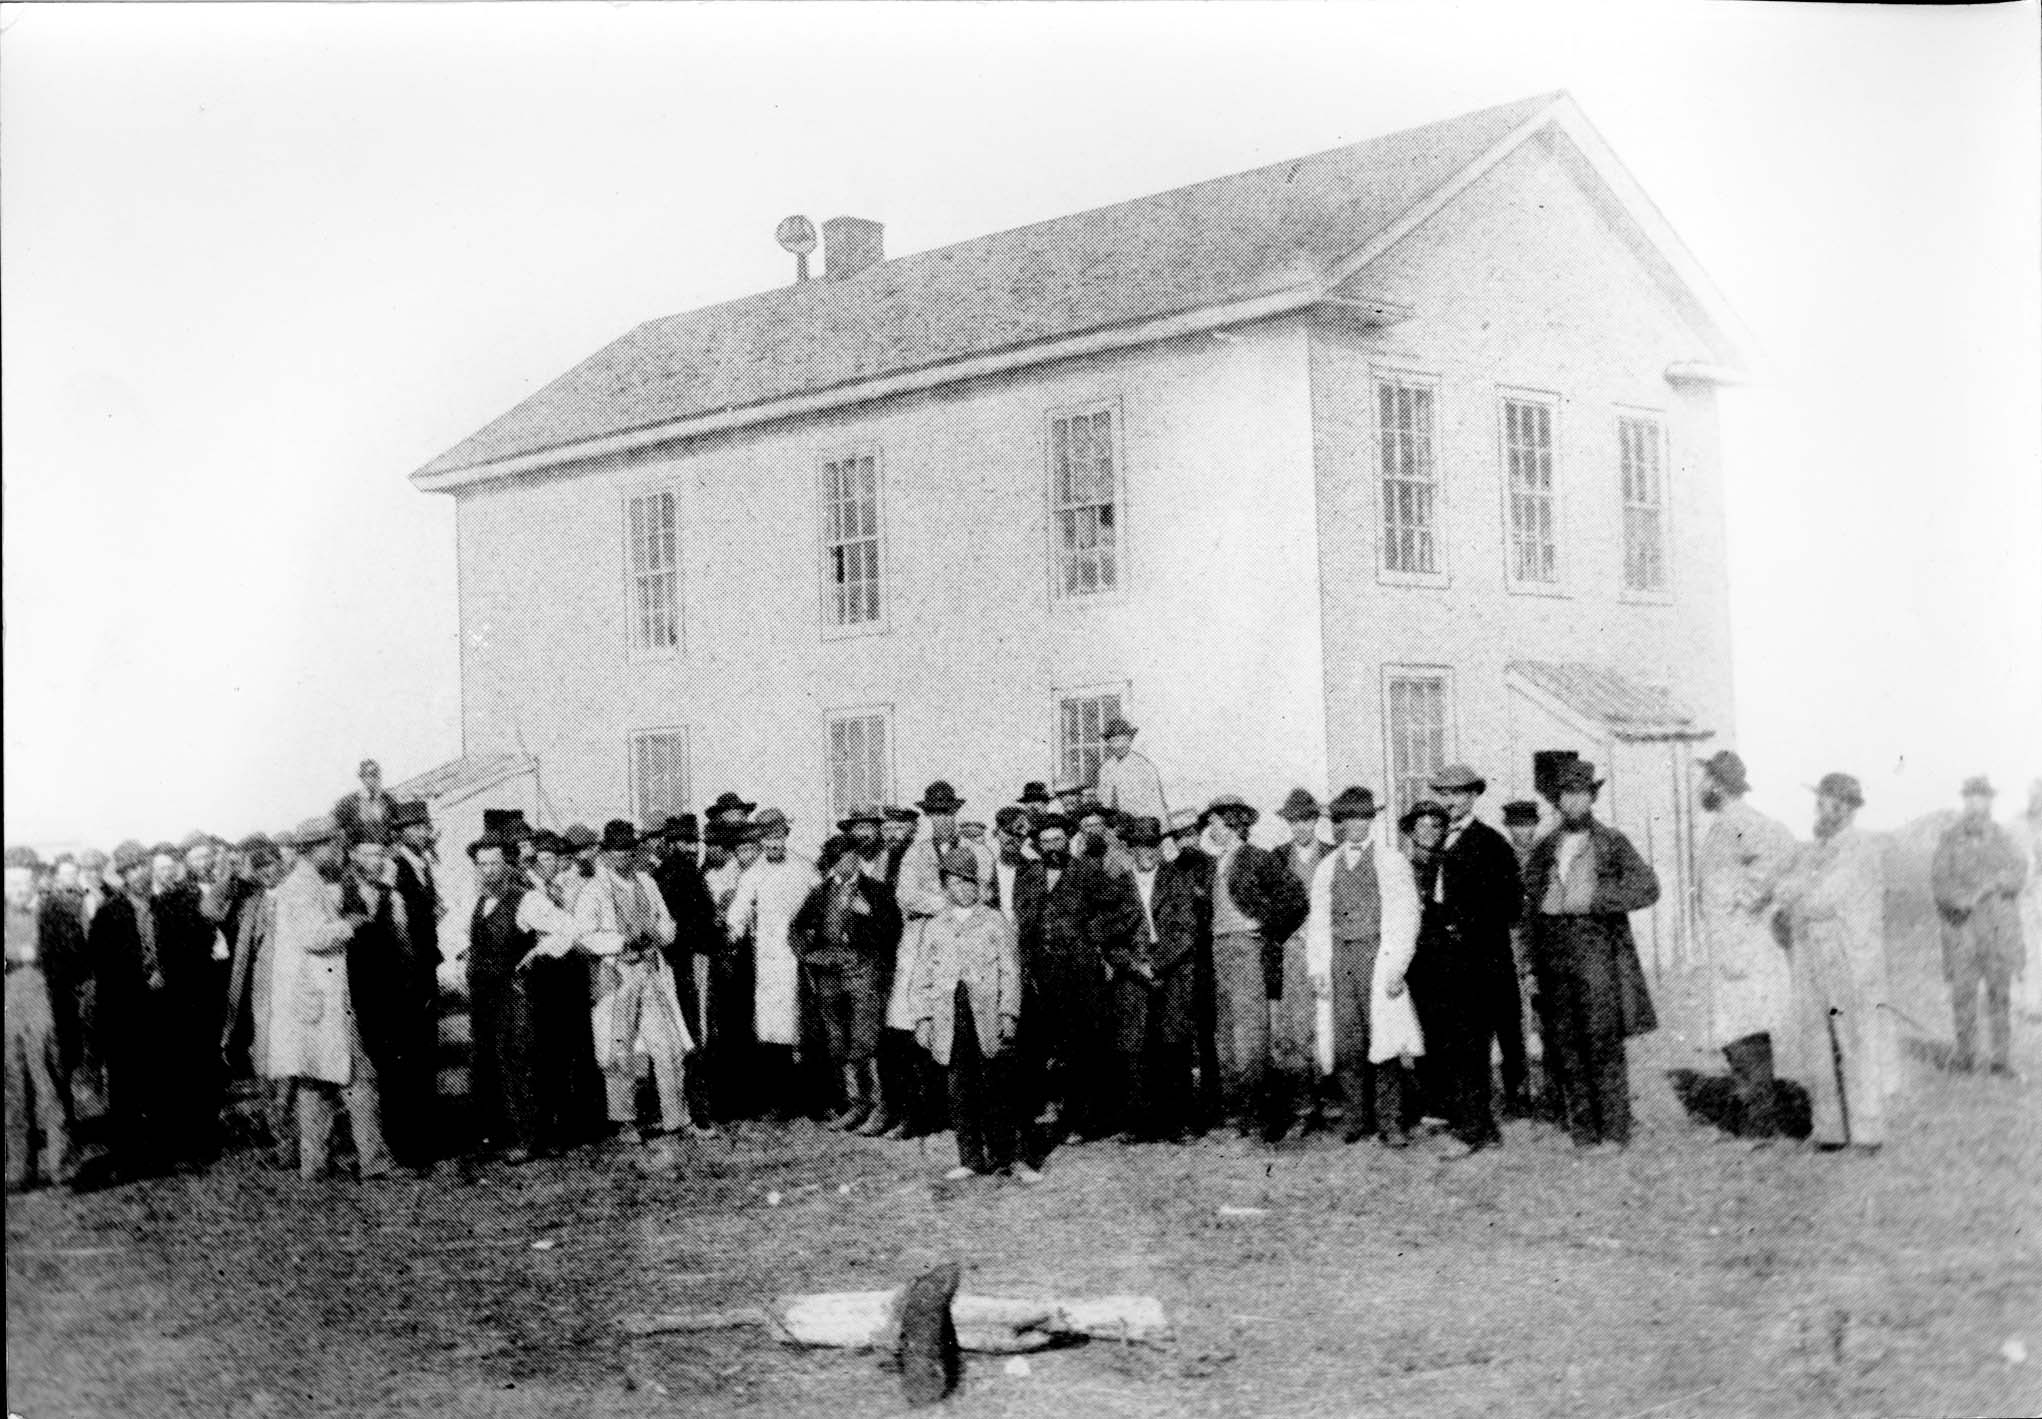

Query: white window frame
[
  {"left": 1380, "top": 665, "right": 1457, "bottom": 823},
  {"left": 817, "top": 445, "right": 889, "bottom": 639},
  {"left": 1045, "top": 399, "right": 1130, "bottom": 608},
  {"left": 1616, "top": 410, "right": 1674, "bottom": 602},
  {"left": 622, "top": 486, "right": 683, "bottom": 660},
  {"left": 824, "top": 704, "right": 896, "bottom": 824},
  {"left": 1497, "top": 388, "right": 1567, "bottom": 596},
  {"left": 1052, "top": 681, "right": 1131, "bottom": 789},
  {"left": 1372, "top": 369, "right": 1451, "bottom": 588},
  {"left": 627, "top": 725, "right": 693, "bottom": 832}
]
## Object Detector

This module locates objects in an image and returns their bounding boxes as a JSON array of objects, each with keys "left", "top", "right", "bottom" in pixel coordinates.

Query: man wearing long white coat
[
  {"left": 573, "top": 821, "right": 696, "bottom": 1139},
  {"left": 265, "top": 816, "right": 393, "bottom": 1181},
  {"left": 1305, "top": 788, "right": 1424, "bottom": 1147},
  {"left": 1771, "top": 773, "right": 1890, "bottom": 1152},
  {"left": 1695, "top": 751, "right": 1798, "bottom": 1137},
  {"left": 727, "top": 811, "right": 820, "bottom": 1116}
]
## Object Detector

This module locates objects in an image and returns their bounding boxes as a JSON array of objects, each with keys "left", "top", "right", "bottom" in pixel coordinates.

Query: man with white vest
[
  {"left": 1305, "top": 787, "right": 1424, "bottom": 1148},
  {"left": 726, "top": 809, "right": 820, "bottom": 1119}
]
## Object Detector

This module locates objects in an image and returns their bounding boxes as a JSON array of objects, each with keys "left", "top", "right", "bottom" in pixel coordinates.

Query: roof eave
[{"left": 409, "top": 284, "right": 1323, "bottom": 494}]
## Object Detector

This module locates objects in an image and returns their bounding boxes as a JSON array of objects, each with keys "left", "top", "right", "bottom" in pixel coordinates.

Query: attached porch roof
[
  {"left": 388, "top": 752, "right": 537, "bottom": 807},
  {"left": 1506, "top": 661, "right": 1712, "bottom": 742}
]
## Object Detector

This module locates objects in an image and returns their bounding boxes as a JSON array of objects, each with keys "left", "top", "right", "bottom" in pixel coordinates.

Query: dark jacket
[
  {"left": 340, "top": 871, "right": 417, "bottom": 1073},
  {"left": 1522, "top": 817, "right": 1661, "bottom": 1036},
  {"left": 390, "top": 853, "right": 442, "bottom": 970},
  {"left": 1014, "top": 855, "right": 1140, "bottom": 1011},
  {"left": 1429, "top": 817, "right": 1525, "bottom": 963},
  {"left": 37, "top": 891, "right": 92, "bottom": 1075},
  {"left": 652, "top": 850, "right": 719, "bottom": 972},
  {"left": 789, "top": 872, "right": 902, "bottom": 970},
  {"left": 1212, "top": 844, "right": 1310, "bottom": 999}
]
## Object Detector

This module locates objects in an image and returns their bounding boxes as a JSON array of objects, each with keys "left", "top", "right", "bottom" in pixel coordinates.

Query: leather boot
[{"left": 853, "top": 1060, "right": 893, "bottom": 1136}]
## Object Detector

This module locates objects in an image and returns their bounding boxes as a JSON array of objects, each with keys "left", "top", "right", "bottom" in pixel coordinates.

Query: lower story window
[
  {"left": 630, "top": 727, "right": 692, "bottom": 830},
  {"left": 1385, "top": 672, "right": 1450, "bottom": 821},
  {"left": 827, "top": 707, "right": 894, "bottom": 822}
]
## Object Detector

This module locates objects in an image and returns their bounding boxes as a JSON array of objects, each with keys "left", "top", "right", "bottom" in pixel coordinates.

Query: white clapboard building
[{"left": 408, "top": 92, "right": 1750, "bottom": 978}]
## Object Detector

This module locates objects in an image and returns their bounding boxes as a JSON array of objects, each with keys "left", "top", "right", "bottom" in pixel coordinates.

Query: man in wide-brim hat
[
  {"left": 1694, "top": 749, "right": 1798, "bottom": 1141},
  {"left": 1418, "top": 762, "right": 1531, "bottom": 1151},
  {"left": 1930, "top": 773, "right": 2027, "bottom": 1077},
  {"left": 1270, "top": 790, "right": 1330, "bottom": 1138},
  {"left": 1095, "top": 718, "right": 1168, "bottom": 825},
  {"left": 1519, "top": 762, "right": 1661, "bottom": 1152}
]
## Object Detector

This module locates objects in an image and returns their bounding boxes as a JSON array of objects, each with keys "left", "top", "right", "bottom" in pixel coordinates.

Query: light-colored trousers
[
  {"left": 597, "top": 956, "right": 690, "bottom": 1133},
  {"left": 5, "top": 969, "right": 70, "bottom": 1186},
  {"left": 1789, "top": 937, "right": 1885, "bottom": 1147},
  {"left": 294, "top": 1021, "right": 391, "bottom": 1180}
]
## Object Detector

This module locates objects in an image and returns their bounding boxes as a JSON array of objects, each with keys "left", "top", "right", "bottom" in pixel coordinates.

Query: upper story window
[
  {"left": 1618, "top": 415, "right": 1669, "bottom": 594},
  {"left": 1056, "top": 685, "right": 1126, "bottom": 789},
  {"left": 1377, "top": 376, "right": 1441, "bottom": 577},
  {"left": 820, "top": 449, "right": 884, "bottom": 630},
  {"left": 1501, "top": 395, "right": 1559, "bottom": 587},
  {"left": 1049, "top": 405, "right": 1123, "bottom": 599},
  {"left": 629, "top": 726, "right": 691, "bottom": 829},
  {"left": 626, "top": 489, "right": 680, "bottom": 655}
]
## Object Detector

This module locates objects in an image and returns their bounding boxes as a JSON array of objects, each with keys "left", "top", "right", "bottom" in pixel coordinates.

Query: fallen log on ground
[{"left": 617, "top": 1289, "right": 1169, "bottom": 1354}]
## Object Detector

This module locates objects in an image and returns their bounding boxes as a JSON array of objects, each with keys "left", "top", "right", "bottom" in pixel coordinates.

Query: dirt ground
[{"left": 10, "top": 951, "right": 2041, "bottom": 1419}]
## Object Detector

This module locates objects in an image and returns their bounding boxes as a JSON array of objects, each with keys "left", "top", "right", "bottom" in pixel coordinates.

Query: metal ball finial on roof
[{"left": 776, "top": 215, "right": 817, "bottom": 283}]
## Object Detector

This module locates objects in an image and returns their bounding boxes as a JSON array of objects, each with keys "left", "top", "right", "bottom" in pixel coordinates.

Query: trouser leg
[
  {"left": 1375, "top": 1057, "right": 1409, "bottom": 1135},
  {"left": 498, "top": 983, "right": 541, "bottom": 1149},
  {"left": 1985, "top": 967, "right": 2014, "bottom": 1071},
  {"left": 949, "top": 988, "right": 989, "bottom": 1171},
  {"left": 1489, "top": 949, "right": 1529, "bottom": 1109},
  {"left": 297, "top": 1082, "right": 335, "bottom": 1180},
  {"left": 1949, "top": 945, "right": 1982, "bottom": 1069},
  {"left": 1447, "top": 1004, "right": 1501, "bottom": 1147},
  {"left": 4, "top": 1023, "right": 30, "bottom": 1188},
  {"left": 344, "top": 1027, "right": 392, "bottom": 1177},
  {"left": 1722, "top": 1032, "right": 1778, "bottom": 1137},
  {"left": 266, "top": 1079, "right": 299, "bottom": 1167},
  {"left": 1212, "top": 934, "right": 1269, "bottom": 1131},
  {"left": 1832, "top": 1002, "right": 1882, "bottom": 1145},
  {"left": 1329, "top": 937, "right": 1378, "bottom": 1138},
  {"left": 32, "top": 1016, "right": 70, "bottom": 1181}
]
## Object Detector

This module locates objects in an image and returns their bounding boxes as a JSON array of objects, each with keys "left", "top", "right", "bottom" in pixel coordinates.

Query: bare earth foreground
[{"left": 10, "top": 998, "right": 2040, "bottom": 1418}]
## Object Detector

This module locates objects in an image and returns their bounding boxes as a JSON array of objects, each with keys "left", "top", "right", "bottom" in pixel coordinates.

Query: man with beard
[
  {"left": 1108, "top": 817, "right": 1205, "bottom": 1141},
  {"left": 1194, "top": 796, "right": 1310, "bottom": 1142},
  {"left": 1305, "top": 789, "right": 1424, "bottom": 1148},
  {"left": 1521, "top": 762, "right": 1661, "bottom": 1152},
  {"left": 268, "top": 816, "right": 394, "bottom": 1182},
  {"left": 1694, "top": 751, "right": 1798, "bottom": 1139},
  {"left": 1422, "top": 763, "right": 1529, "bottom": 1152},
  {"left": 1930, "top": 776, "right": 2028, "bottom": 1077},
  {"left": 874, "top": 783, "right": 991, "bottom": 1139},
  {"left": 988, "top": 807, "right": 1032, "bottom": 927},
  {"left": 219, "top": 837, "right": 294, "bottom": 1166},
  {"left": 791, "top": 834, "right": 902, "bottom": 1131},
  {"left": 1073, "top": 805, "right": 1137, "bottom": 880},
  {"left": 727, "top": 810, "right": 821, "bottom": 1119},
  {"left": 576, "top": 821, "right": 701, "bottom": 1161},
  {"left": 881, "top": 808, "right": 920, "bottom": 886},
  {"left": 1771, "top": 773, "right": 1890, "bottom": 1150},
  {"left": 340, "top": 838, "right": 433, "bottom": 1171},
  {"left": 1012, "top": 813, "right": 1140, "bottom": 1146},
  {"left": 839, "top": 804, "right": 889, "bottom": 882}
]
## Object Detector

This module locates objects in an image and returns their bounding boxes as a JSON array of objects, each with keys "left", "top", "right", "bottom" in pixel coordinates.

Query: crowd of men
[{"left": 7, "top": 727, "right": 2040, "bottom": 1192}]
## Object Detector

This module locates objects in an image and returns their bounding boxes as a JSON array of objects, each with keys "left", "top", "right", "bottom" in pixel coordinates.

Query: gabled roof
[
  {"left": 1507, "top": 661, "right": 1710, "bottom": 742},
  {"left": 414, "top": 92, "right": 1747, "bottom": 490},
  {"left": 389, "top": 752, "right": 536, "bottom": 806}
]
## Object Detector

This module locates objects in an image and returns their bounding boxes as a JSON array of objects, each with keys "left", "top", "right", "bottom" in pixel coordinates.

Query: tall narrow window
[
  {"left": 1057, "top": 688, "right": 1125, "bottom": 789},
  {"left": 626, "top": 490, "right": 680, "bottom": 653},
  {"left": 821, "top": 451, "right": 882, "bottom": 627},
  {"left": 630, "top": 727, "right": 691, "bottom": 829},
  {"left": 1049, "top": 406, "right": 1120, "bottom": 597},
  {"left": 1385, "top": 673, "right": 1449, "bottom": 821},
  {"left": 1620, "top": 415, "right": 1668, "bottom": 593},
  {"left": 826, "top": 707, "right": 894, "bottom": 823},
  {"left": 1378, "top": 378, "right": 1440, "bottom": 575},
  {"left": 1502, "top": 396, "right": 1558, "bottom": 585}
]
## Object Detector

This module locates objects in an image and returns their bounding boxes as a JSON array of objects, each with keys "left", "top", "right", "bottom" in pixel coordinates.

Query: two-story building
[{"left": 405, "top": 91, "right": 1751, "bottom": 981}]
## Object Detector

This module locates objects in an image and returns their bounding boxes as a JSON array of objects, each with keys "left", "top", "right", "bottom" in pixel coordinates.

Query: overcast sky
[{"left": 3, "top": 1, "right": 2038, "bottom": 848}]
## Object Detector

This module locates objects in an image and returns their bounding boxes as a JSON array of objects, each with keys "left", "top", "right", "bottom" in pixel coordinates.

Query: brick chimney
[{"left": 822, "top": 216, "right": 885, "bottom": 280}]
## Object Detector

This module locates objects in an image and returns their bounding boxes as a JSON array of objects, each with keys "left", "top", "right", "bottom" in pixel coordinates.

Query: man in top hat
[
  {"left": 1694, "top": 751, "right": 1799, "bottom": 1138},
  {"left": 1094, "top": 719, "right": 1168, "bottom": 824},
  {"left": 1189, "top": 795, "right": 1311, "bottom": 1141},
  {"left": 726, "top": 809, "right": 821, "bottom": 1119},
  {"left": 908, "top": 845, "right": 1035, "bottom": 1181},
  {"left": 1304, "top": 789, "right": 1425, "bottom": 1147},
  {"left": 335, "top": 758, "right": 396, "bottom": 846},
  {"left": 1018, "top": 782, "right": 1052, "bottom": 811},
  {"left": 871, "top": 783, "right": 993, "bottom": 1139},
  {"left": 1520, "top": 762, "right": 1661, "bottom": 1151},
  {"left": 1268, "top": 790, "right": 1330, "bottom": 1135},
  {"left": 1010, "top": 811, "right": 1139, "bottom": 1148},
  {"left": 1770, "top": 773, "right": 1891, "bottom": 1150},
  {"left": 790, "top": 834, "right": 903, "bottom": 1131},
  {"left": 1930, "top": 775, "right": 2028, "bottom": 1076},
  {"left": 7, "top": 847, "right": 72, "bottom": 1190},
  {"left": 481, "top": 810, "right": 537, "bottom": 885},
  {"left": 264, "top": 815, "right": 396, "bottom": 1181},
  {"left": 574, "top": 821, "right": 700, "bottom": 1154},
  {"left": 1423, "top": 763, "right": 1530, "bottom": 1143}
]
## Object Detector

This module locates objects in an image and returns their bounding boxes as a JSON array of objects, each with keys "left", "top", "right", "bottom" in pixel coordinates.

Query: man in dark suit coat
[
  {"left": 1012, "top": 813, "right": 1139, "bottom": 1144},
  {"left": 789, "top": 835, "right": 903, "bottom": 1131},
  {"left": 1521, "top": 762, "right": 1661, "bottom": 1151},
  {"left": 1414, "top": 765, "right": 1529, "bottom": 1154},
  {"left": 1109, "top": 817, "right": 1206, "bottom": 1141}
]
